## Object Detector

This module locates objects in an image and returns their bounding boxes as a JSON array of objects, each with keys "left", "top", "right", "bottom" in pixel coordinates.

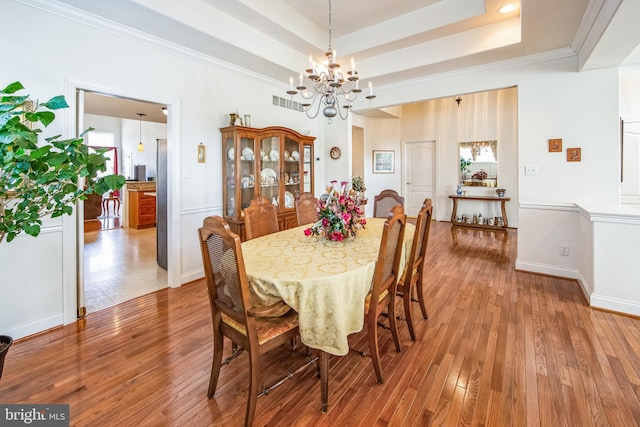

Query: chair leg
[
  {"left": 208, "top": 328, "right": 224, "bottom": 398},
  {"left": 388, "top": 297, "right": 401, "bottom": 352},
  {"left": 367, "top": 319, "right": 384, "bottom": 384},
  {"left": 245, "top": 350, "right": 260, "bottom": 427},
  {"left": 416, "top": 276, "right": 428, "bottom": 320},
  {"left": 404, "top": 288, "right": 416, "bottom": 341}
]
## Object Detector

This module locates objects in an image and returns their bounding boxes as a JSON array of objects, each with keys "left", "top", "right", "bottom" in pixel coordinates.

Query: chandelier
[{"left": 286, "top": 0, "right": 375, "bottom": 122}]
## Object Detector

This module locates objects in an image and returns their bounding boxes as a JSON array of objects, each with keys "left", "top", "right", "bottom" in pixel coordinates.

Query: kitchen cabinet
[{"left": 129, "top": 190, "right": 156, "bottom": 229}]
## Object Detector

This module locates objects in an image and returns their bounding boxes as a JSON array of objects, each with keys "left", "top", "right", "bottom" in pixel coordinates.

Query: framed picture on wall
[{"left": 373, "top": 150, "right": 394, "bottom": 173}]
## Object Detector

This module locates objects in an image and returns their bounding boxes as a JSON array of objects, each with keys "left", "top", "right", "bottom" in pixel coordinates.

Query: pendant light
[{"left": 136, "top": 113, "right": 145, "bottom": 152}]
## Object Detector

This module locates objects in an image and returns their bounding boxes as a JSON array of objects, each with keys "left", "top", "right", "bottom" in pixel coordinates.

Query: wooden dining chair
[
  {"left": 363, "top": 204, "right": 407, "bottom": 384},
  {"left": 396, "top": 199, "right": 433, "bottom": 341},
  {"left": 198, "top": 215, "right": 301, "bottom": 427},
  {"left": 373, "top": 189, "right": 405, "bottom": 218},
  {"left": 295, "top": 192, "right": 318, "bottom": 226},
  {"left": 244, "top": 196, "right": 279, "bottom": 240}
]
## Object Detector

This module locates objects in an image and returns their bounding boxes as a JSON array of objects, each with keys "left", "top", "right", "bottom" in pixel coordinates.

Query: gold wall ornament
[{"left": 198, "top": 143, "right": 206, "bottom": 163}]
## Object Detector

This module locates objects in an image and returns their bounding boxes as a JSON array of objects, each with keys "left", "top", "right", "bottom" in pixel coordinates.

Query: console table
[{"left": 449, "top": 195, "right": 510, "bottom": 229}]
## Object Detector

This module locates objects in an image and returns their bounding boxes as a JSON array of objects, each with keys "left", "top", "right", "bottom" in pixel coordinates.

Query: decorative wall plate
[{"left": 330, "top": 146, "right": 341, "bottom": 159}]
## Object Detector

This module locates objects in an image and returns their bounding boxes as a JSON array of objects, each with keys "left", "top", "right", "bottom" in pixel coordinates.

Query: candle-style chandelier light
[{"left": 286, "top": 0, "right": 376, "bottom": 122}]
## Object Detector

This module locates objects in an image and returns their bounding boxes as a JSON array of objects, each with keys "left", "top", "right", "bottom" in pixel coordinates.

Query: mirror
[{"left": 459, "top": 140, "right": 498, "bottom": 187}]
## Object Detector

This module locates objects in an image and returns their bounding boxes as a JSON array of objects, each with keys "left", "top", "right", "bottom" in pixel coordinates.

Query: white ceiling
[{"left": 63, "top": 0, "right": 640, "bottom": 118}]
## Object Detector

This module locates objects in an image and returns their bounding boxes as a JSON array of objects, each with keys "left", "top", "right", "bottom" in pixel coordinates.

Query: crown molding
[
  {"left": 15, "top": 0, "right": 284, "bottom": 88},
  {"left": 384, "top": 47, "right": 577, "bottom": 92}
]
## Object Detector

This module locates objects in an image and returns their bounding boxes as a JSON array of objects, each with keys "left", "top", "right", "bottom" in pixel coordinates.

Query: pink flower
[
  {"left": 304, "top": 228, "right": 312, "bottom": 236},
  {"left": 322, "top": 218, "right": 330, "bottom": 227},
  {"left": 361, "top": 218, "right": 367, "bottom": 225},
  {"left": 342, "top": 212, "right": 351, "bottom": 222}
]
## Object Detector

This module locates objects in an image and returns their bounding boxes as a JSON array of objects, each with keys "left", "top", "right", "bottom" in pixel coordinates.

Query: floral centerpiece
[{"left": 304, "top": 180, "right": 366, "bottom": 241}]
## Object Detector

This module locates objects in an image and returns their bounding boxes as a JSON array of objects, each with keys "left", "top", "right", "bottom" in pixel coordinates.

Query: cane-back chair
[
  {"left": 295, "top": 192, "right": 318, "bottom": 226},
  {"left": 396, "top": 199, "right": 433, "bottom": 340},
  {"left": 198, "top": 215, "right": 299, "bottom": 426},
  {"left": 363, "top": 204, "right": 406, "bottom": 383},
  {"left": 244, "top": 196, "right": 279, "bottom": 240},
  {"left": 373, "top": 189, "right": 404, "bottom": 218}
]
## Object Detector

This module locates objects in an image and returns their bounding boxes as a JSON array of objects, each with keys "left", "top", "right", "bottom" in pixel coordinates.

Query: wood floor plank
[{"left": 2, "top": 222, "right": 640, "bottom": 426}]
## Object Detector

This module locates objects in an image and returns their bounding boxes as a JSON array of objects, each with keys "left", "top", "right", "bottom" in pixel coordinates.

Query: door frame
[
  {"left": 62, "top": 78, "right": 181, "bottom": 325},
  {"left": 402, "top": 140, "right": 437, "bottom": 218}
]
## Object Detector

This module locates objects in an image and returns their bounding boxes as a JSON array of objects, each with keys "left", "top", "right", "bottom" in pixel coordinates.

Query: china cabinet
[{"left": 221, "top": 126, "right": 315, "bottom": 240}]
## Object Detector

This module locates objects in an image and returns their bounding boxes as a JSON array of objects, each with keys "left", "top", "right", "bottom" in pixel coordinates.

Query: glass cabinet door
[
  {"left": 239, "top": 136, "right": 256, "bottom": 213},
  {"left": 259, "top": 135, "right": 280, "bottom": 208},
  {"left": 302, "top": 143, "right": 313, "bottom": 194},
  {"left": 224, "top": 134, "right": 236, "bottom": 216},
  {"left": 283, "top": 136, "right": 301, "bottom": 208}
]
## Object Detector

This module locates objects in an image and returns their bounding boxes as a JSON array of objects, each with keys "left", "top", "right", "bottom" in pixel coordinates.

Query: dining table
[{"left": 241, "top": 217, "right": 415, "bottom": 412}]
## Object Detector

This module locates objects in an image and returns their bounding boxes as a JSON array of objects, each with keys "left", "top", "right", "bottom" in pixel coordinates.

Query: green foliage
[
  {"left": 0, "top": 81, "right": 125, "bottom": 243},
  {"left": 351, "top": 176, "right": 366, "bottom": 192}
]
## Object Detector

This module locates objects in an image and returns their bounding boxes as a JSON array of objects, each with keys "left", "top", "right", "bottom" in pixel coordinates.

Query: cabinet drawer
[
  {"left": 140, "top": 206, "right": 156, "bottom": 215},
  {"left": 139, "top": 197, "right": 156, "bottom": 206},
  {"left": 138, "top": 214, "right": 156, "bottom": 225}
]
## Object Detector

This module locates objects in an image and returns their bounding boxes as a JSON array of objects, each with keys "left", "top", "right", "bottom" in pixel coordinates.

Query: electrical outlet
[
  {"left": 559, "top": 244, "right": 569, "bottom": 256},
  {"left": 525, "top": 165, "right": 538, "bottom": 176}
]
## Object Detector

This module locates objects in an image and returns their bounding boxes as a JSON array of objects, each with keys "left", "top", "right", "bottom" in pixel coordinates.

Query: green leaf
[
  {"left": 104, "top": 174, "right": 126, "bottom": 189},
  {"left": 2, "top": 81, "right": 24, "bottom": 94},
  {"left": 26, "top": 111, "right": 55, "bottom": 127},
  {"left": 23, "top": 224, "right": 41, "bottom": 237},
  {"left": 41, "top": 95, "right": 68, "bottom": 110}
]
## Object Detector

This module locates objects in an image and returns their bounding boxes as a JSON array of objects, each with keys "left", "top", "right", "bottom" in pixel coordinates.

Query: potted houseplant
[
  {"left": 0, "top": 335, "right": 12, "bottom": 381},
  {"left": 0, "top": 81, "right": 125, "bottom": 243},
  {"left": 351, "top": 176, "right": 366, "bottom": 199},
  {"left": 0, "top": 81, "right": 125, "bottom": 378}
]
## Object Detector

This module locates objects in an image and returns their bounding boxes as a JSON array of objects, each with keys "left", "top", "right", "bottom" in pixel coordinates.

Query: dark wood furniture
[
  {"left": 362, "top": 205, "right": 406, "bottom": 383},
  {"left": 294, "top": 192, "right": 318, "bottom": 226},
  {"left": 221, "top": 126, "right": 315, "bottom": 241},
  {"left": 244, "top": 196, "right": 279, "bottom": 240},
  {"left": 396, "top": 199, "right": 432, "bottom": 341},
  {"left": 373, "top": 189, "right": 404, "bottom": 218},
  {"left": 449, "top": 194, "right": 510, "bottom": 229},
  {"left": 198, "top": 215, "right": 302, "bottom": 427},
  {"left": 129, "top": 190, "right": 156, "bottom": 229},
  {"left": 102, "top": 196, "right": 120, "bottom": 217}
]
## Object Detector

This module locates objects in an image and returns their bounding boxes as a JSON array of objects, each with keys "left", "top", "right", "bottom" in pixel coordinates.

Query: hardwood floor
[{"left": 2, "top": 221, "right": 640, "bottom": 426}]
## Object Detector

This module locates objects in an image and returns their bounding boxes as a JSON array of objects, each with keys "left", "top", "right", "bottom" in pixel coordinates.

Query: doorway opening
[{"left": 80, "top": 91, "right": 168, "bottom": 314}]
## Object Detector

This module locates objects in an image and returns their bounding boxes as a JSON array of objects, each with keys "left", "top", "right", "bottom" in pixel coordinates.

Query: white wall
[
  {"left": 0, "top": 0, "right": 319, "bottom": 338},
  {"left": 120, "top": 118, "right": 166, "bottom": 180},
  {"left": 400, "top": 88, "right": 518, "bottom": 224},
  {"left": 0, "top": 1, "right": 631, "bottom": 338}
]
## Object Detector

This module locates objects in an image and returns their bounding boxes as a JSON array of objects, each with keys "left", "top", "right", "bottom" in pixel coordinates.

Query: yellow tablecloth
[{"left": 241, "top": 218, "right": 415, "bottom": 356}]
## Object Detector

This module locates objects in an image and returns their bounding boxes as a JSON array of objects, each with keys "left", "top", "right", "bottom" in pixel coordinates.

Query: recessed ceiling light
[{"left": 498, "top": 3, "right": 518, "bottom": 14}]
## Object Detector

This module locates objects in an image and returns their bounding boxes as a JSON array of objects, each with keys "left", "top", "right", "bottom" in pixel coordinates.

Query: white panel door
[{"left": 403, "top": 141, "right": 435, "bottom": 217}]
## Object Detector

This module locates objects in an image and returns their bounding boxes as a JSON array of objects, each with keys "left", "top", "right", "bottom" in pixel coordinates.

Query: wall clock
[{"left": 330, "top": 146, "right": 341, "bottom": 159}]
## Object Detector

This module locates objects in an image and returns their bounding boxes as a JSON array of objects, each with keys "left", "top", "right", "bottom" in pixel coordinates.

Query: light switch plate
[{"left": 524, "top": 165, "right": 538, "bottom": 176}]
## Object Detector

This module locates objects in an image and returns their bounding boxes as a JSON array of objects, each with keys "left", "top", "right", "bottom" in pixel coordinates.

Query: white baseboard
[
  {"left": 590, "top": 294, "right": 640, "bottom": 317},
  {"left": 515, "top": 260, "right": 579, "bottom": 279},
  {"left": 181, "top": 269, "right": 204, "bottom": 286},
  {"left": 2, "top": 314, "right": 63, "bottom": 341},
  {"left": 576, "top": 271, "right": 593, "bottom": 304}
]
